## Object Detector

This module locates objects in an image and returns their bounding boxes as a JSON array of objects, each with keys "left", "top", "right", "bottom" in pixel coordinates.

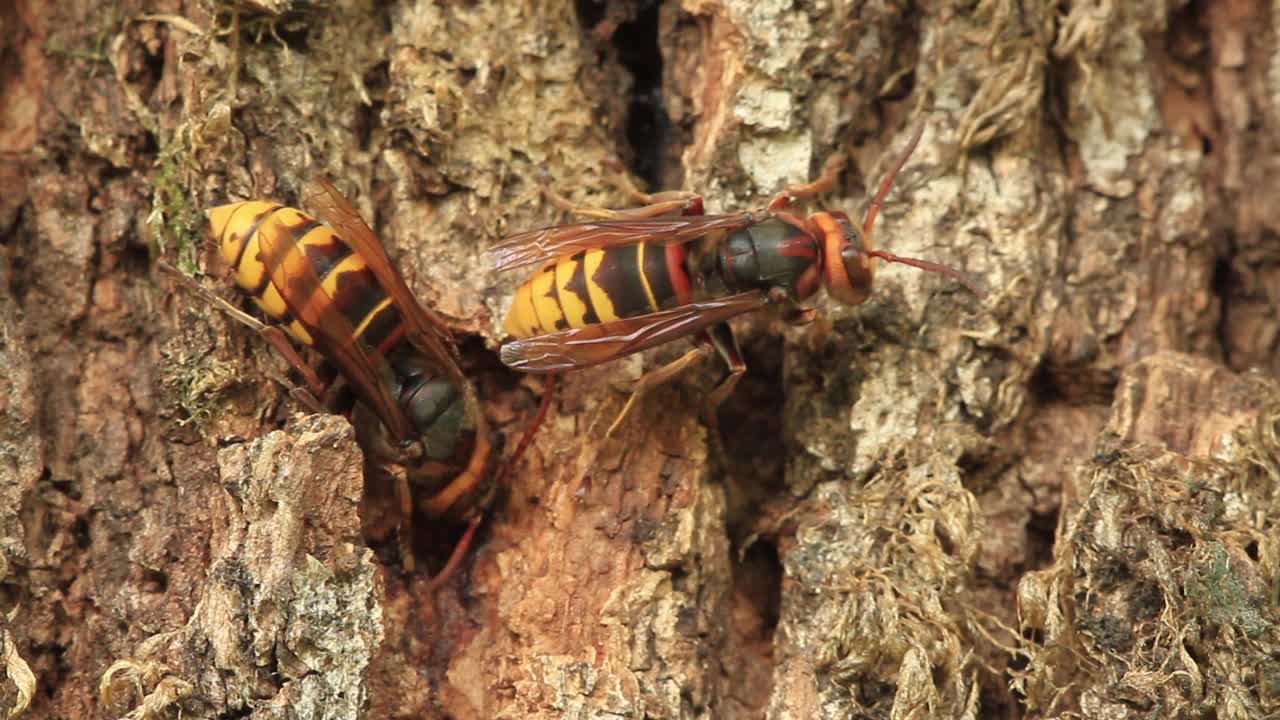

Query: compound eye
[
  {"left": 840, "top": 243, "right": 862, "bottom": 267},
  {"left": 815, "top": 211, "right": 872, "bottom": 306},
  {"left": 819, "top": 236, "right": 870, "bottom": 307}
]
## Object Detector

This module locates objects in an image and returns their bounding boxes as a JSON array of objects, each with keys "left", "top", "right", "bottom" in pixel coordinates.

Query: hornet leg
[
  {"left": 543, "top": 185, "right": 704, "bottom": 221},
  {"left": 423, "top": 513, "right": 483, "bottom": 594},
  {"left": 604, "top": 319, "right": 746, "bottom": 440},
  {"left": 610, "top": 172, "right": 705, "bottom": 210},
  {"left": 605, "top": 344, "right": 711, "bottom": 439},
  {"left": 767, "top": 153, "right": 848, "bottom": 211},
  {"left": 776, "top": 291, "right": 818, "bottom": 326},
  {"left": 159, "top": 262, "right": 330, "bottom": 412},
  {"left": 541, "top": 166, "right": 706, "bottom": 220},
  {"left": 393, "top": 468, "right": 416, "bottom": 573},
  {"left": 494, "top": 374, "right": 558, "bottom": 486},
  {"left": 700, "top": 322, "right": 747, "bottom": 443},
  {"left": 549, "top": 174, "right": 713, "bottom": 440},
  {"left": 255, "top": 326, "right": 330, "bottom": 414}
]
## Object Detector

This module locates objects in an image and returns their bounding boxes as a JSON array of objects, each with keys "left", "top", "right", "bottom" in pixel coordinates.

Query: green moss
[
  {"left": 1184, "top": 542, "right": 1272, "bottom": 639},
  {"left": 150, "top": 141, "right": 205, "bottom": 275}
]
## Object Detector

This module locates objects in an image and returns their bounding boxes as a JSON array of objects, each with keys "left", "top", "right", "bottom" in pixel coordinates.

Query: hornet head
[{"left": 814, "top": 124, "right": 983, "bottom": 306}]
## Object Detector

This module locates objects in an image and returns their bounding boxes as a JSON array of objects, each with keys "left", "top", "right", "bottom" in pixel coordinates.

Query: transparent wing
[
  {"left": 304, "top": 179, "right": 465, "bottom": 384},
  {"left": 252, "top": 214, "right": 413, "bottom": 442},
  {"left": 489, "top": 213, "right": 760, "bottom": 272},
  {"left": 499, "top": 292, "right": 769, "bottom": 372}
]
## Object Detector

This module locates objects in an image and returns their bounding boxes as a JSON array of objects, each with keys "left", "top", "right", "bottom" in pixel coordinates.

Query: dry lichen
[
  {"left": 99, "top": 416, "right": 381, "bottom": 720},
  {"left": 1014, "top": 355, "right": 1280, "bottom": 717},
  {"left": 1, "top": 630, "right": 35, "bottom": 720}
]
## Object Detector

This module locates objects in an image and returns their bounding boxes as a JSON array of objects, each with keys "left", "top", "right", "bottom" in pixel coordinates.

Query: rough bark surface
[{"left": 2, "top": 1, "right": 1278, "bottom": 719}]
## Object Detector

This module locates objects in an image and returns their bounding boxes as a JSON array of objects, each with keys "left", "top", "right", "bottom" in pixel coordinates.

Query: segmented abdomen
[
  {"left": 209, "top": 201, "right": 406, "bottom": 356},
  {"left": 502, "top": 241, "right": 691, "bottom": 338}
]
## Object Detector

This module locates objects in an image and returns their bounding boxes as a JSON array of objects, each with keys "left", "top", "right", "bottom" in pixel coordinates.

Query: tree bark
[{"left": 2, "top": 0, "right": 1279, "bottom": 719}]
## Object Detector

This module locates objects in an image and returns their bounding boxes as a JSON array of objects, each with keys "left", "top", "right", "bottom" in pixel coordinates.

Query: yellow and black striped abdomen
[
  {"left": 502, "top": 241, "right": 689, "bottom": 339},
  {"left": 209, "top": 202, "right": 404, "bottom": 355}
]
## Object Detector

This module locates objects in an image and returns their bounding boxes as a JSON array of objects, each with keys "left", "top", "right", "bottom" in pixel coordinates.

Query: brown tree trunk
[{"left": 3, "top": 0, "right": 1279, "bottom": 718}]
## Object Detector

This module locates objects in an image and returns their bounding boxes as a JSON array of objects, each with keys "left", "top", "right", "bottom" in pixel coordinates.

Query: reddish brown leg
[
  {"left": 393, "top": 471, "right": 416, "bottom": 573},
  {"left": 771, "top": 287, "right": 817, "bottom": 326},
  {"left": 699, "top": 323, "right": 747, "bottom": 443},
  {"left": 543, "top": 186, "right": 704, "bottom": 221},
  {"left": 605, "top": 345, "right": 711, "bottom": 439},
  {"left": 493, "top": 374, "right": 558, "bottom": 486},
  {"left": 781, "top": 305, "right": 818, "bottom": 326},
  {"left": 591, "top": 176, "right": 716, "bottom": 438},
  {"left": 423, "top": 514, "right": 482, "bottom": 594},
  {"left": 610, "top": 172, "right": 704, "bottom": 209},
  {"left": 419, "top": 374, "right": 559, "bottom": 585},
  {"left": 606, "top": 318, "right": 748, "bottom": 440},
  {"left": 767, "top": 153, "right": 849, "bottom": 211},
  {"left": 542, "top": 165, "right": 705, "bottom": 220},
  {"left": 255, "top": 326, "right": 329, "bottom": 412},
  {"left": 272, "top": 380, "right": 328, "bottom": 416},
  {"left": 160, "top": 261, "right": 331, "bottom": 410}
]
